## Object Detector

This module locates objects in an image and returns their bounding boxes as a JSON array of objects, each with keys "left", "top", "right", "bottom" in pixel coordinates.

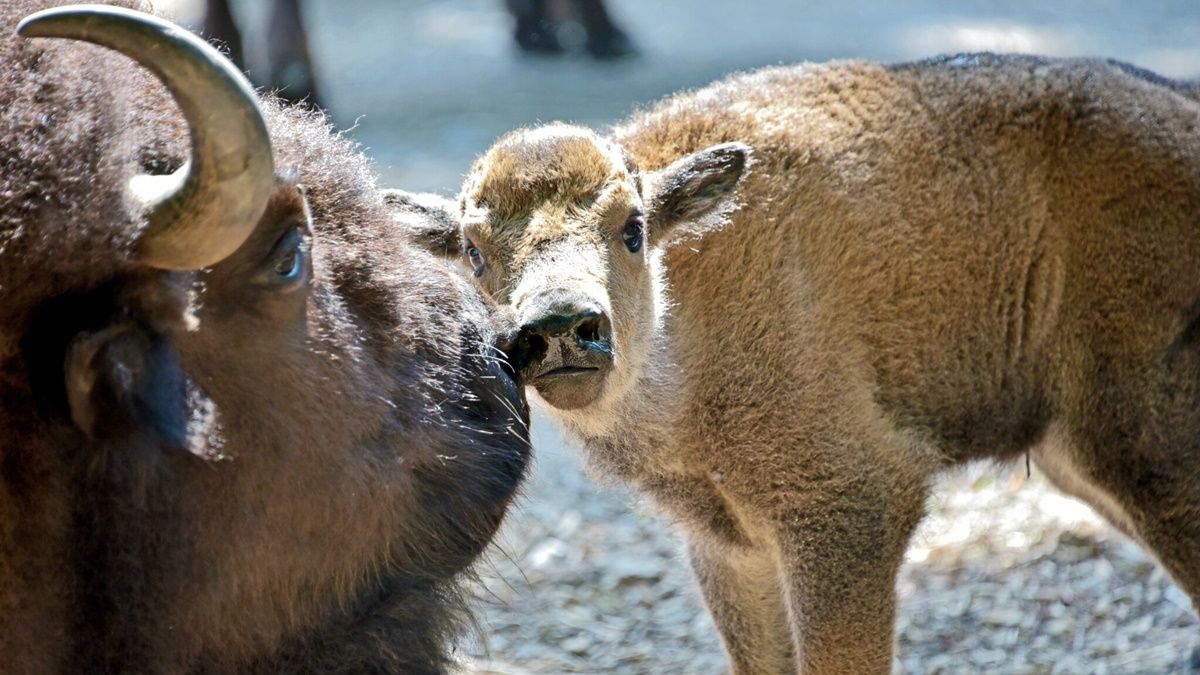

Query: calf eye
[
  {"left": 622, "top": 213, "right": 645, "bottom": 253},
  {"left": 466, "top": 243, "right": 486, "bottom": 277}
]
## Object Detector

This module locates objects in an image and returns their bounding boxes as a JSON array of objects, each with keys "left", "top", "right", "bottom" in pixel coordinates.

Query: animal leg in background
[
  {"left": 203, "top": 0, "right": 243, "bottom": 67},
  {"left": 505, "top": 0, "right": 635, "bottom": 58},
  {"left": 202, "top": 0, "right": 321, "bottom": 108},
  {"left": 266, "top": 0, "right": 321, "bottom": 108}
]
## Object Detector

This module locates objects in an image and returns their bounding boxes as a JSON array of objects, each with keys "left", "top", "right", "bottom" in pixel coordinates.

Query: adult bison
[
  {"left": 0, "top": 2, "right": 529, "bottom": 672},
  {"left": 427, "top": 57, "right": 1200, "bottom": 673}
]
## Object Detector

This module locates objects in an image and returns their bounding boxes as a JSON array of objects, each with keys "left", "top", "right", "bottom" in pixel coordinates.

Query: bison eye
[
  {"left": 257, "top": 227, "right": 308, "bottom": 288},
  {"left": 466, "top": 243, "right": 486, "bottom": 277},
  {"left": 622, "top": 213, "right": 645, "bottom": 253}
]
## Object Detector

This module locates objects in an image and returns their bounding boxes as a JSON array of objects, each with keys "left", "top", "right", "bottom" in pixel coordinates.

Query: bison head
[{"left": 0, "top": 3, "right": 529, "bottom": 672}]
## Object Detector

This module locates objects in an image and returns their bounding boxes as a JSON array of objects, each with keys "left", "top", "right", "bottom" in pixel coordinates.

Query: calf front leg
[
  {"left": 688, "top": 537, "right": 795, "bottom": 674},
  {"left": 772, "top": 468, "right": 927, "bottom": 674},
  {"left": 641, "top": 472, "right": 796, "bottom": 673}
]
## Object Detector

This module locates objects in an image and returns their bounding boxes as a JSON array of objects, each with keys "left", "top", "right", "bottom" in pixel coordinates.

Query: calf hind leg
[
  {"left": 1040, "top": 354, "right": 1200, "bottom": 608},
  {"left": 1038, "top": 429, "right": 1200, "bottom": 606}
]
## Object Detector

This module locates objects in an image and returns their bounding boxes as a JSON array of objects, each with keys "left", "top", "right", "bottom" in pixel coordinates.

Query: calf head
[
  {"left": 2, "top": 4, "right": 528, "bottom": 672},
  {"left": 426, "top": 124, "right": 748, "bottom": 413}
]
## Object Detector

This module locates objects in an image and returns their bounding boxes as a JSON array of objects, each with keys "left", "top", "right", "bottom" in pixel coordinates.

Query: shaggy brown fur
[
  {"left": 0, "top": 2, "right": 529, "bottom": 672},
  {"left": 424, "top": 55, "right": 1200, "bottom": 673}
]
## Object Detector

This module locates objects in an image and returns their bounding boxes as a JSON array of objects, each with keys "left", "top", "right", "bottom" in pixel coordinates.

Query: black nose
[
  {"left": 524, "top": 307, "right": 599, "bottom": 339},
  {"left": 518, "top": 291, "right": 612, "bottom": 356},
  {"left": 522, "top": 296, "right": 609, "bottom": 338}
]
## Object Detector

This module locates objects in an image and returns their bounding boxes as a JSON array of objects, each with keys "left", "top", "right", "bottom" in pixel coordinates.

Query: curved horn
[{"left": 18, "top": 4, "right": 275, "bottom": 270}]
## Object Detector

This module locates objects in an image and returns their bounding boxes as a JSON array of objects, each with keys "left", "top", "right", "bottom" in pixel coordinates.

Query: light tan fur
[{"left": 447, "top": 55, "right": 1200, "bottom": 673}]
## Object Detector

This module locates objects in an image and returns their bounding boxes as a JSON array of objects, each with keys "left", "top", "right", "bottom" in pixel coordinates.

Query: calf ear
[
  {"left": 643, "top": 142, "right": 751, "bottom": 244},
  {"left": 383, "top": 189, "right": 462, "bottom": 257}
]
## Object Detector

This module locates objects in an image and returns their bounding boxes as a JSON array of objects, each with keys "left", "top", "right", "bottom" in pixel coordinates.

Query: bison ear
[
  {"left": 642, "top": 142, "right": 751, "bottom": 245},
  {"left": 383, "top": 189, "right": 462, "bottom": 257}
]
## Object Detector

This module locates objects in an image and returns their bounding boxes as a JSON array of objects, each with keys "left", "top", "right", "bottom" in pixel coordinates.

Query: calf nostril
[
  {"left": 574, "top": 316, "right": 601, "bottom": 344},
  {"left": 502, "top": 328, "right": 549, "bottom": 377}
]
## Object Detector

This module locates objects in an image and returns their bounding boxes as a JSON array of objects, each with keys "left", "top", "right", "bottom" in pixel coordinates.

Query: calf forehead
[{"left": 464, "top": 125, "right": 634, "bottom": 242}]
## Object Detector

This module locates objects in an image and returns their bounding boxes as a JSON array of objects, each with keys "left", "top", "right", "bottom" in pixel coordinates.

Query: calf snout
[{"left": 514, "top": 290, "right": 613, "bottom": 409}]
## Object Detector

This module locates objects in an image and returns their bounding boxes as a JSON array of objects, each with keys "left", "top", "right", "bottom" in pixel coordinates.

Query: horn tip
[
  {"left": 16, "top": 10, "right": 50, "bottom": 38},
  {"left": 18, "top": 5, "right": 79, "bottom": 38},
  {"left": 17, "top": 4, "right": 137, "bottom": 39}
]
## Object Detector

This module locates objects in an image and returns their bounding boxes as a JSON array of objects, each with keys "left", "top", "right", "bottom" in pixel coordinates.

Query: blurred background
[
  {"left": 163, "top": 1, "right": 1200, "bottom": 672},
  {"left": 165, "top": 0, "right": 1200, "bottom": 193}
]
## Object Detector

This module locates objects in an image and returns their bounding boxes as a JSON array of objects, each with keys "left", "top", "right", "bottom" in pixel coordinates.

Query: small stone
[
  {"left": 600, "top": 555, "right": 663, "bottom": 588},
  {"left": 1166, "top": 585, "right": 1195, "bottom": 613},
  {"left": 526, "top": 538, "right": 567, "bottom": 569},
  {"left": 555, "top": 509, "right": 583, "bottom": 537},
  {"left": 971, "top": 648, "right": 1007, "bottom": 665},
  {"left": 561, "top": 634, "right": 593, "bottom": 655},
  {"left": 982, "top": 608, "right": 1024, "bottom": 626},
  {"left": 1043, "top": 617, "right": 1074, "bottom": 637}
]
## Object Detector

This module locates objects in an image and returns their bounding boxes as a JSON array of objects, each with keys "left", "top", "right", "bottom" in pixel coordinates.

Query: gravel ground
[{"left": 460, "top": 411, "right": 1200, "bottom": 674}]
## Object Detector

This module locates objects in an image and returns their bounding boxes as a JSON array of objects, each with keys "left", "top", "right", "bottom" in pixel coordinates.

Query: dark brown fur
[{"left": 0, "top": 2, "right": 529, "bottom": 672}]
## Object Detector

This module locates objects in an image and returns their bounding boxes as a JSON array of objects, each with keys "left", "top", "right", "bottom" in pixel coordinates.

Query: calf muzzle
[{"left": 512, "top": 290, "right": 613, "bottom": 409}]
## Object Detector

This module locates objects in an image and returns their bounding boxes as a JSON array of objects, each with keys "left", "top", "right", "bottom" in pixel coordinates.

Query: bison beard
[{"left": 0, "top": 2, "right": 529, "bottom": 673}]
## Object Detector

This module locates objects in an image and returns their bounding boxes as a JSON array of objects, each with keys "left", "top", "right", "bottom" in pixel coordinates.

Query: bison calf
[
  {"left": 414, "top": 56, "right": 1200, "bottom": 672},
  {"left": 1, "top": 2, "right": 529, "bottom": 672}
]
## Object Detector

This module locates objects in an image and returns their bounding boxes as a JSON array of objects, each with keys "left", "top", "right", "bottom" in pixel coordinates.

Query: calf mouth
[
  {"left": 518, "top": 335, "right": 611, "bottom": 410},
  {"left": 536, "top": 365, "right": 601, "bottom": 379}
]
